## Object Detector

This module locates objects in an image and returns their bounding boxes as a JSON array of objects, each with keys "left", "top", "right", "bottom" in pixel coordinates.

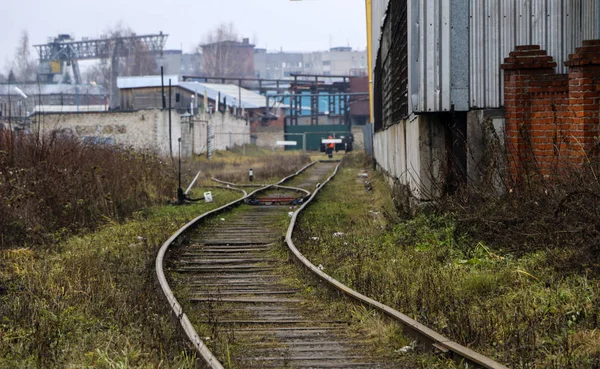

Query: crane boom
[{"left": 34, "top": 32, "right": 168, "bottom": 108}]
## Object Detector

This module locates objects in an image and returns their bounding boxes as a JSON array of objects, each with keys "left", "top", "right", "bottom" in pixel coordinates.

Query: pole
[
  {"left": 161, "top": 66, "right": 166, "bottom": 109},
  {"left": 168, "top": 79, "right": 172, "bottom": 157},
  {"left": 206, "top": 122, "right": 209, "bottom": 159},
  {"left": 238, "top": 80, "right": 242, "bottom": 118},
  {"left": 365, "top": 0, "right": 374, "bottom": 124},
  {"left": 178, "top": 138, "right": 182, "bottom": 189},
  {"left": 177, "top": 137, "right": 185, "bottom": 204}
]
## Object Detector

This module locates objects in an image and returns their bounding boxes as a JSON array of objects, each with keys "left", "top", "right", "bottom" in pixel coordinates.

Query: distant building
[
  {"left": 201, "top": 38, "right": 255, "bottom": 78},
  {"left": 254, "top": 49, "right": 304, "bottom": 79},
  {"left": 117, "top": 75, "right": 275, "bottom": 116},
  {"left": 154, "top": 50, "right": 203, "bottom": 76},
  {"left": 0, "top": 83, "right": 107, "bottom": 118},
  {"left": 254, "top": 47, "right": 367, "bottom": 78}
]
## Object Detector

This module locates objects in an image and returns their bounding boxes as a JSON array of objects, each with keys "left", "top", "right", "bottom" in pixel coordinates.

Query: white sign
[
  {"left": 204, "top": 191, "right": 213, "bottom": 203},
  {"left": 276, "top": 141, "right": 298, "bottom": 146},
  {"left": 322, "top": 139, "right": 343, "bottom": 144}
]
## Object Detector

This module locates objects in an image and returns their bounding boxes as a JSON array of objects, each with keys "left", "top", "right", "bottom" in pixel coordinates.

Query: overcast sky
[{"left": 1, "top": 0, "right": 367, "bottom": 73}]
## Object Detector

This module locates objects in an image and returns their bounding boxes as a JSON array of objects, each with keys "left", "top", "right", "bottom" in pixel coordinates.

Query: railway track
[{"left": 156, "top": 160, "right": 509, "bottom": 369}]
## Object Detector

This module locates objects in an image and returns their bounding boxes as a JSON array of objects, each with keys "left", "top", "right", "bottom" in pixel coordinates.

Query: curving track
[{"left": 157, "top": 160, "right": 509, "bottom": 369}]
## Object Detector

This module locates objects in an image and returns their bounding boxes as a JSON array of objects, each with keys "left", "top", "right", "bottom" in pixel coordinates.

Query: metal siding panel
[
  {"left": 470, "top": 0, "right": 485, "bottom": 108},
  {"left": 450, "top": 0, "right": 469, "bottom": 111},
  {"left": 441, "top": 1, "right": 451, "bottom": 111},
  {"left": 584, "top": 0, "right": 597, "bottom": 40},
  {"left": 597, "top": 0, "right": 600, "bottom": 38},
  {"left": 516, "top": 0, "right": 531, "bottom": 45},
  {"left": 418, "top": 0, "right": 427, "bottom": 111},
  {"left": 468, "top": 0, "right": 594, "bottom": 109},
  {"left": 485, "top": 2, "right": 500, "bottom": 108},
  {"left": 372, "top": 0, "right": 390, "bottom": 74},
  {"left": 531, "top": 0, "right": 548, "bottom": 46},
  {"left": 408, "top": 0, "right": 419, "bottom": 114},
  {"left": 548, "top": 0, "right": 563, "bottom": 73},
  {"left": 499, "top": 0, "right": 517, "bottom": 107},
  {"left": 425, "top": 1, "right": 436, "bottom": 111},
  {"left": 563, "top": 0, "right": 574, "bottom": 73}
]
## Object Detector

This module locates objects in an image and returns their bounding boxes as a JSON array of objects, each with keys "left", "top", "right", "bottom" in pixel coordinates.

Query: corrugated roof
[
  {"left": 117, "top": 75, "right": 179, "bottom": 89},
  {"left": 180, "top": 82, "right": 268, "bottom": 109},
  {"left": 0, "top": 83, "right": 106, "bottom": 95},
  {"left": 117, "top": 75, "right": 274, "bottom": 109}
]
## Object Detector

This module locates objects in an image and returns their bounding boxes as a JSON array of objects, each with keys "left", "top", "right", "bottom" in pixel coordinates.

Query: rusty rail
[
  {"left": 156, "top": 161, "right": 317, "bottom": 368},
  {"left": 284, "top": 162, "right": 510, "bottom": 369}
]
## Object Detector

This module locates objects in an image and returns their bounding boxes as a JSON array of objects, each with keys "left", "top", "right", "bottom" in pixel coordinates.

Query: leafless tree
[
  {"left": 85, "top": 23, "right": 157, "bottom": 86},
  {"left": 10, "top": 30, "right": 37, "bottom": 82},
  {"left": 199, "top": 22, "right": 252, "bottom": 78}
]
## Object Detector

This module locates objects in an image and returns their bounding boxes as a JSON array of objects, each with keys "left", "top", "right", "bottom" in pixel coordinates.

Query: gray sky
[{"left": 1, "top": 0, "right": 367, "bottom": 73}]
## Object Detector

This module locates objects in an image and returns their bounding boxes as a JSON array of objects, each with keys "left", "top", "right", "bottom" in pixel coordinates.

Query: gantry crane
[{"left": 34, "top": 32, "right": 168, "bottom": 108}]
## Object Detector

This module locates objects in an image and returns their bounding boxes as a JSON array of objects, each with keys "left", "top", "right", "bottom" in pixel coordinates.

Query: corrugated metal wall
[
  {"left": 371, "top": 0, "right": 390, "bottom": 73},
  {"left": 375, "top": 0, "right": 598, "bottom": 113},
  {"left": 408, "top": 0, "right": 469, "bottom": 113},
  {"left": 469, "top": 0, "right": 598, "bottom": 109}
]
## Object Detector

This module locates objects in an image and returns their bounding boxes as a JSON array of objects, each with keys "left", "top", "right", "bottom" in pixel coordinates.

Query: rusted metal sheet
[{"left": 469, "top": 0, "right": 598, "bottom": 109}]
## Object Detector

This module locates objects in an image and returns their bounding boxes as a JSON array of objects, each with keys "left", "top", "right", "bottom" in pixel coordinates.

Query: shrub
[{"left": 0, "top": 129, "right": 176, "bottom": 249}]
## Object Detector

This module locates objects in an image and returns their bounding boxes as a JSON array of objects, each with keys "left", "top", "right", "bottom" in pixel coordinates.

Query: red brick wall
[{"left": 502, "top": 40, "right": 600, "bottom": 184}]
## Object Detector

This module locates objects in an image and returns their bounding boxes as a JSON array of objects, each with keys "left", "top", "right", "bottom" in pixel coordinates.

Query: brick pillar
[
  {"left": 501, "top": 45, "right": 558, "bottom": 183},
  {"left": 565, "top": 40, "right": 600, "bottom": 164}
]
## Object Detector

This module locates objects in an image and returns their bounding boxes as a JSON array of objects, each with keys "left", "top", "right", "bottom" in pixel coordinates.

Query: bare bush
[{"left": 0, "top": 129, "right": 176, "bottom": 248}]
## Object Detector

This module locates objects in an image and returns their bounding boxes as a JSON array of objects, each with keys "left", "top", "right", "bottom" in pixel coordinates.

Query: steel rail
[
  {"left": 211, "top": 179, "right": 312, "bottom": 196},
  {"left": 156, "top": 161, "right": 317, "bottom": 368},
  {"left": 211, "top": 178, "right": 269, "bottom": 187},
  {"left": 284, "top": 163, "right": 510, "bottom": 369}
]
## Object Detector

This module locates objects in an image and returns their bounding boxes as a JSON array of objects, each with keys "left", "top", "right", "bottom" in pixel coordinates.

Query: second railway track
[{"left": 157, "top": 159, "right": 509, "bottom": 369}]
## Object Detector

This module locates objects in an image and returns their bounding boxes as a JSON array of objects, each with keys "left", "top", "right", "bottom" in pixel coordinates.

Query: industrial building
[
  {"left": 254, "top": 47, "right": 367, "bottom": 79},
  {"left": 0, "top": 83, "right": 107, "bottom": 119},
  {"left": 369, "top": 0, "right": 600, "bottom": 201}
]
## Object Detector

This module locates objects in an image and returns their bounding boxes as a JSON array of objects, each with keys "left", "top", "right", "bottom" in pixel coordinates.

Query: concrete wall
[
  {"left": 466, "top": 109, "right": 506, "bottom": 192},
  {"left": 34, "top": 109, "right": 181, "bottom": 156},
  {"left": 351, "top": 126, "right": 365, "bottom": 150},
  {"left": 33, "top": 108, "right": 252, "bottom": 158},
  {"left": 251, "top": 126, "right": 284, "bottom": 148},
  {"left": 373, "top": 114, "right": 446, "bottom": 200},
  {"left": 181, "top": 111, "right": 251, "bottom": 157}
]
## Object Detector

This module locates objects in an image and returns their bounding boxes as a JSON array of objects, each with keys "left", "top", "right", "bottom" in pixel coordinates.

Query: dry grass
[
  {"left": 181, "top": 147, "right": 312, "bottom": 186},
  {"left": 294, "top": 152, "right": 600, "bottom": 369},
  {"left": 0, "top": 129, "right": 176, "bottom": 249}
]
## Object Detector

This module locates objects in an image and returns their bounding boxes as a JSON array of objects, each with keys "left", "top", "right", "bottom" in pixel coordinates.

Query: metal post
[
  {"left": 177, "top": 138, "right": 185, "bottom": 204},
  {"left": 206, "top": 122, "right": 210, "bottom": 159},
  {"left": 303, "top": 132, "right": 306, "bottom": 152},
  {"left": 238, "top": 79, "right": 242, "bottom": 118},
  {"left": 161, "top": 66, "right": 166, "bottom": 109},
  {"left": 168, "top": 79, "right": 172, "bottom": 157}
]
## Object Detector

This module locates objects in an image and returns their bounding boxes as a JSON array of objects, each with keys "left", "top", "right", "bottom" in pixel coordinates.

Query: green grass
[
  {"left": 0, "top": 189, "right": 241, "bottom": 368},
  {"left": 293, "top": 153, "right": 600, "bottom": 369}
]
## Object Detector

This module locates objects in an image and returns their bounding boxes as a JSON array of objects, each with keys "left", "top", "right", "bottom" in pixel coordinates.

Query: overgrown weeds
[
  {"left": 294, "top": 152, "right": 600, "bottom": 368},
  {"left": 0, "top": 188, "right": 241, "bottom": 368},
  {"left": 185, "top": 147, "right": 312, "bottom": 185},
  {"left": 0, "top": 129, "right": 176, "bottom": 249}
]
